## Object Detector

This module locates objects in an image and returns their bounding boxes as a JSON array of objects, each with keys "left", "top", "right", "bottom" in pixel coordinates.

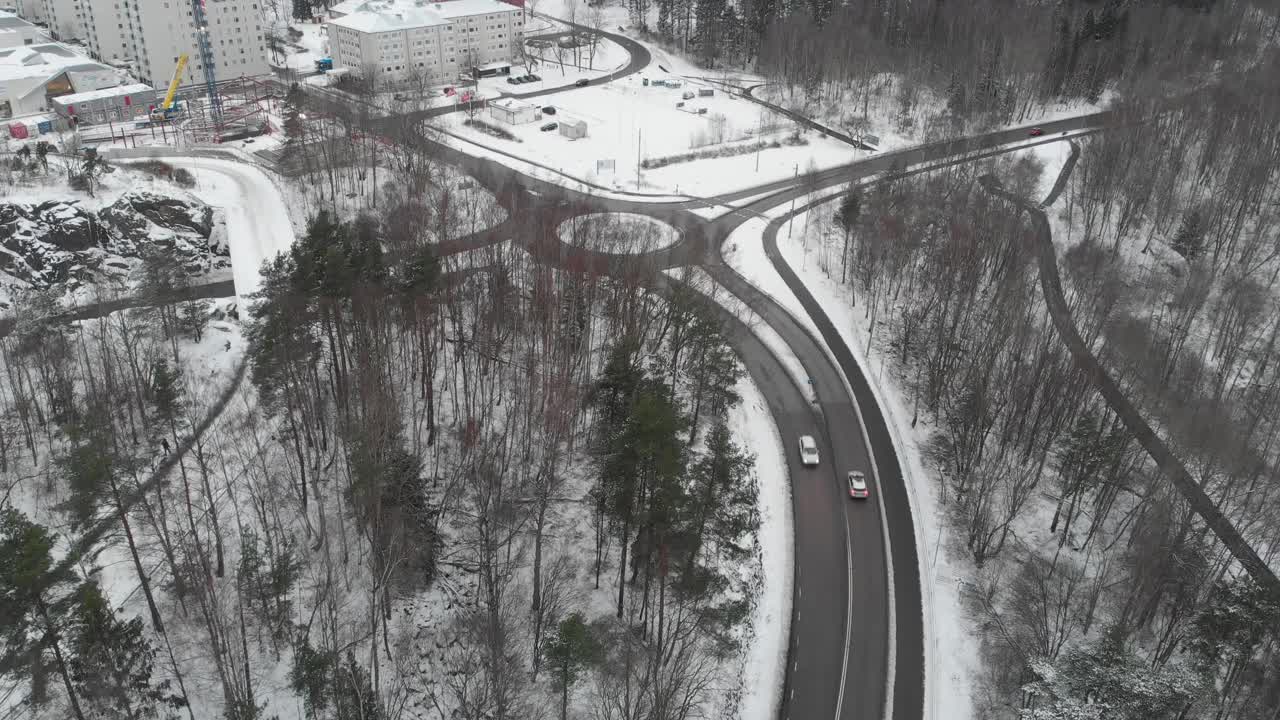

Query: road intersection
[{"left": 111, "top": 20, "right": 1118, "bottom": 720}]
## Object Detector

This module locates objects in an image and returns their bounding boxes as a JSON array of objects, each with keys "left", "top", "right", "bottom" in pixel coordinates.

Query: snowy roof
[
  {"left": 0, "top": 43, "right": 113, "bottom": 83},
  {"left": 429, "top": 0, "right": 520, "bottom": 18},
  {"left": 329, "top": 0, "right": 519, "bottom": 31},
  {"left": 329, "top": 7, "right": 449, "bottom": 32},
  {"left": 0, "top": 43, "right": 121, "bottom": 105},
  {"left": 50, "top": 82, "right": 154, "bottom": 105},
  {"left": 0, "top": 14, "right": 35, "bottom": 29},
  {"left": 489, "top": 97, "right": 529, "bottom": 110}
]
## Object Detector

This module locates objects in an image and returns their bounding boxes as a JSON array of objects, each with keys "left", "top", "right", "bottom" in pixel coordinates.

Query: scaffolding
[
  {"left": 173, "top": 76, "right": 278, "bottom": 145},
  {"left": 191, "top": 0, "right": 221, "bottom": 118}
]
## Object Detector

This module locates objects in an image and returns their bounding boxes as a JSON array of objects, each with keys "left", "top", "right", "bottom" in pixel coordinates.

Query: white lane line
[{"left": 834, "top": 476, "right": 855, "bottom": 720}]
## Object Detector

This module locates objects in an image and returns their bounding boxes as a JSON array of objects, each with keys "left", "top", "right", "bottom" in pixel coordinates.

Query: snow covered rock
[{"left": 0, "top": 190, "right": 229, "bottom": 295}]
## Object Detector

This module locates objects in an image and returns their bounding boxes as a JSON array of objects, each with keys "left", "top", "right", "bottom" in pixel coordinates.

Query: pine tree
[
  {"left": 0, "top": 510, "right": 88, "bottom": 720},
  {"left": 1021, "top": 625, "right": 1203, "bottom": 720},
  {"left": 682, "top": 420, "right": 758, "bottom": 580},
  {"left": 67, "top": 582, "right": 185, "bottom": 719},
  {"left": 1170, "top": 209, "right": 1207, "bottom": 261},
  {"left": 543, "top": 613, "right": 601, "bottom": 720}
]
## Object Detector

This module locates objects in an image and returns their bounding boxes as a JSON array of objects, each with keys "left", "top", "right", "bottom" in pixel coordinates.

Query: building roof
[
  {"left": 330, "top": 7, "right": 448, "bottom": 32},
  {"left": 489, "top": 96, "right": 529, "bottom": 110},
  {"left": 50, "top": 82, "right": 153, "bottom": 105},
  {"left": 329, "top": 0, "right": 519, "bottom": 33},
  {"left": 0, "top": 43, "right": 121, "bottom": 105},
  {"left": 0, "top": 14, "right": 35, "bottom": 29},
  {"left": 428, "top": 0, "right": 520, "bottom": 18}
]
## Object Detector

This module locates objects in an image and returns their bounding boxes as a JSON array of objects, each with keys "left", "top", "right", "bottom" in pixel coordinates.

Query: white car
[
  {"left": 847, "top": 471, "right": 869, "bottom": 500},
  {"left": 798, "top": 435, "right": 820, "bottom": 466}
]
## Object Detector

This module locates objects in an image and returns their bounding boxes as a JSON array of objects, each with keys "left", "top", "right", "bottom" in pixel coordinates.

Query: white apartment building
[
  {"left": 327, "top": 0, "right": 524, "bottom": 85},
  {"left": 19, "top": 0, "right": 268, "bottom": 92}
]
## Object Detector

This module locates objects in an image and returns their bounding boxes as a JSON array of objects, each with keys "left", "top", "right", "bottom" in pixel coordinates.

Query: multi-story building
[
  {"left": 17, "top": 0, "right": 268, "bottom": 93},
  {"left": 327, "top": 0, "right": 524, "bottom": 85}
]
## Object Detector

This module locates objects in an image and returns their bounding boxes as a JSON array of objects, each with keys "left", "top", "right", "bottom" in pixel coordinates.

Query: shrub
[
  {"left": 463, "top": 118, "right": 521, "bottom": 143},
  {"left": 641, "top": 134, "right": 807, "bottom": 169}
]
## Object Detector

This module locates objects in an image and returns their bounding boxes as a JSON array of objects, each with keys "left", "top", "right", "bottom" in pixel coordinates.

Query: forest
[
  {"left": 0, "top": 138, "right": 770, "bottom": 720},
  {"left": 795, "top": 46, "right": 1280, "bottom": 718}
]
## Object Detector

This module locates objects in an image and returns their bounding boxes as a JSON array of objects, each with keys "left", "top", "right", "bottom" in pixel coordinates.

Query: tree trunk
[{"left": 38, "top": 598, "right": 87, "bottom": 720}]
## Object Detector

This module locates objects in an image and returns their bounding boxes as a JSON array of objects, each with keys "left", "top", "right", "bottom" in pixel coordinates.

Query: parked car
[
  {"left": 541, "top": 122, "right": 558, "bottom": 132},
  {"left": 530, "top": 73, "right": 542, "bottom": 81},
  {"left": 798, "top": 435, "right": 820, "bottom": 466},
  {"left": 1029, "top": 127, "right": 1044, "bottom": 137},
  {"left": 575, "top": 78, "right": 590, "bottom": 87},
  {"left": 543, "top": 106, "right": 556, "bottom": 114},
  {"left": 506, "top": 77, "right": 518, "bottom": 84},
  {"left": 847, "top": 471, "right": 869, "bottom": 500}
]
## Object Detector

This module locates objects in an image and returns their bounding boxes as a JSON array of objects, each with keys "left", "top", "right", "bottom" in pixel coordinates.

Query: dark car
[
  {"left": 506, "top": 76, "right": 518, "bottom": 84},
  {"left": 1029, "top": 128, "right": 1044, "bottom": 137},
  {"left": 541, "top": 122, "right": 558, "bottom": 131},
  {"left": 543, "top": 106, "right": 556, "bottom": 114},
  {"left": 575, "top": 78, "right": 589, "bottom": 87},
  {"left": 530, "top": 73, "right": 541, "bottom": 81}
]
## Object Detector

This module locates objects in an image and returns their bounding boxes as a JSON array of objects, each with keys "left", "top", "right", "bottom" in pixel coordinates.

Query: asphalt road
[
  {"left": 109, "top": 41, "right": 1128, "bottom": 720},
  {"left": 404, "top": 115, "right": 1122, "bottom": 720}
]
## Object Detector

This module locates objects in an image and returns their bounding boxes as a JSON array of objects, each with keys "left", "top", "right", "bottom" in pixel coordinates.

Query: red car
[{"left": 1028, "top": 128, "right": 1044, "bottom": 137}]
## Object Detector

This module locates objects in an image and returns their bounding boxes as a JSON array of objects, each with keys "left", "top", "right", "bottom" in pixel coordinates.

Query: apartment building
[
  {"left": 327, "top": 0, "right": 524, "bottom": 85},
  {"left": 17, "top": 0, "right": 268, "bottom": 91}
]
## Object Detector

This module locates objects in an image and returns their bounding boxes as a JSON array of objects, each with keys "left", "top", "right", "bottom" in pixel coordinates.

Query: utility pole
[{"left": 636, "top": 127, "right": 642, "bottom": 190}]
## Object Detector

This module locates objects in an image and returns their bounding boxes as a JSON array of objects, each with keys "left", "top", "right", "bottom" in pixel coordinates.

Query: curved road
[{"left": 169, "top": 39, "right": 1132, "bottom": 720}]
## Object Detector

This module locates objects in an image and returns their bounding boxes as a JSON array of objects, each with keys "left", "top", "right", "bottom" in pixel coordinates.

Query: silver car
[{"left": 798, "top": 435, "right": 820, "bottom": 466}]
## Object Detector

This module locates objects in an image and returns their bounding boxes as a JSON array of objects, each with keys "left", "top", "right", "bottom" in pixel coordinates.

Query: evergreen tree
[
  {"left": 543, "top": 613, "right": 601, "bottom": 720},
  {"left": 237, "top": 530, "right": 301, "bottom": 650},
  {"left": 66, "top": 582, "right": 184, "bottom": 719},
  {"left": 1021, "top": 626, "right": 1203, "bottom": 720},
  {"left": 681, "top": 420, "right": 758, "bottom": 580},
  {"left": 290, "top": 643, "right": 381, "bottom": 720},
  {"left": 0, "top": 509, "right": 87, "bottom": 720},
  {"left": 1170, "top": 209, "right": 1208, "bottom": 261},
  {"left": 1186, "top": 577, "right": 1280, "bottom": 713},
  {"left": 178, "top": 301, "right": 209, "bottom": 343}
]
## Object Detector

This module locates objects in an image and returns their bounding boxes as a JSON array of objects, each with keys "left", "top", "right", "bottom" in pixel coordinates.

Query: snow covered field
[
  {"left": 439, "top": 73, "right": 862, "bottom": 195},
  {"left": 558, "top": 212, "right": 680, "bottom": 251}
]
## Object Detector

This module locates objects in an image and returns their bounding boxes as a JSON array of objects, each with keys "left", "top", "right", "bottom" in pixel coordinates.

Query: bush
[
  {"left": 463, "top": 118, "right": 521, "bottom": 143},
  {"left": 641, "top": 134, "right": 807, "bottom": 169}
]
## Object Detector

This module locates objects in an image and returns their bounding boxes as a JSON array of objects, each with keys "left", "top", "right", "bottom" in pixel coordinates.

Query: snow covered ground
[
  {"left": 729, "top": 372, "right": 792, "bottom": 720},
  {"left": 756, "top": 77, "right": 1114, "bottom": 153},
  {"left": 276, "top": 19, "right": 330, "bottom": 72},
  {"left": 558, "top": 212, "right": 680, "bottom": 251},
  {"left": 115, "top": 157, "right": 298, "bottom": 301},
  {"left": 439, "top": 73, "right": 861, "bottom": 195}
]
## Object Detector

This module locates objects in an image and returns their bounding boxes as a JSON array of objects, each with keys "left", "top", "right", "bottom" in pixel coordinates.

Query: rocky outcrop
[{"left": 0, "top": 190, "right": 228, "bottom": 293}]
